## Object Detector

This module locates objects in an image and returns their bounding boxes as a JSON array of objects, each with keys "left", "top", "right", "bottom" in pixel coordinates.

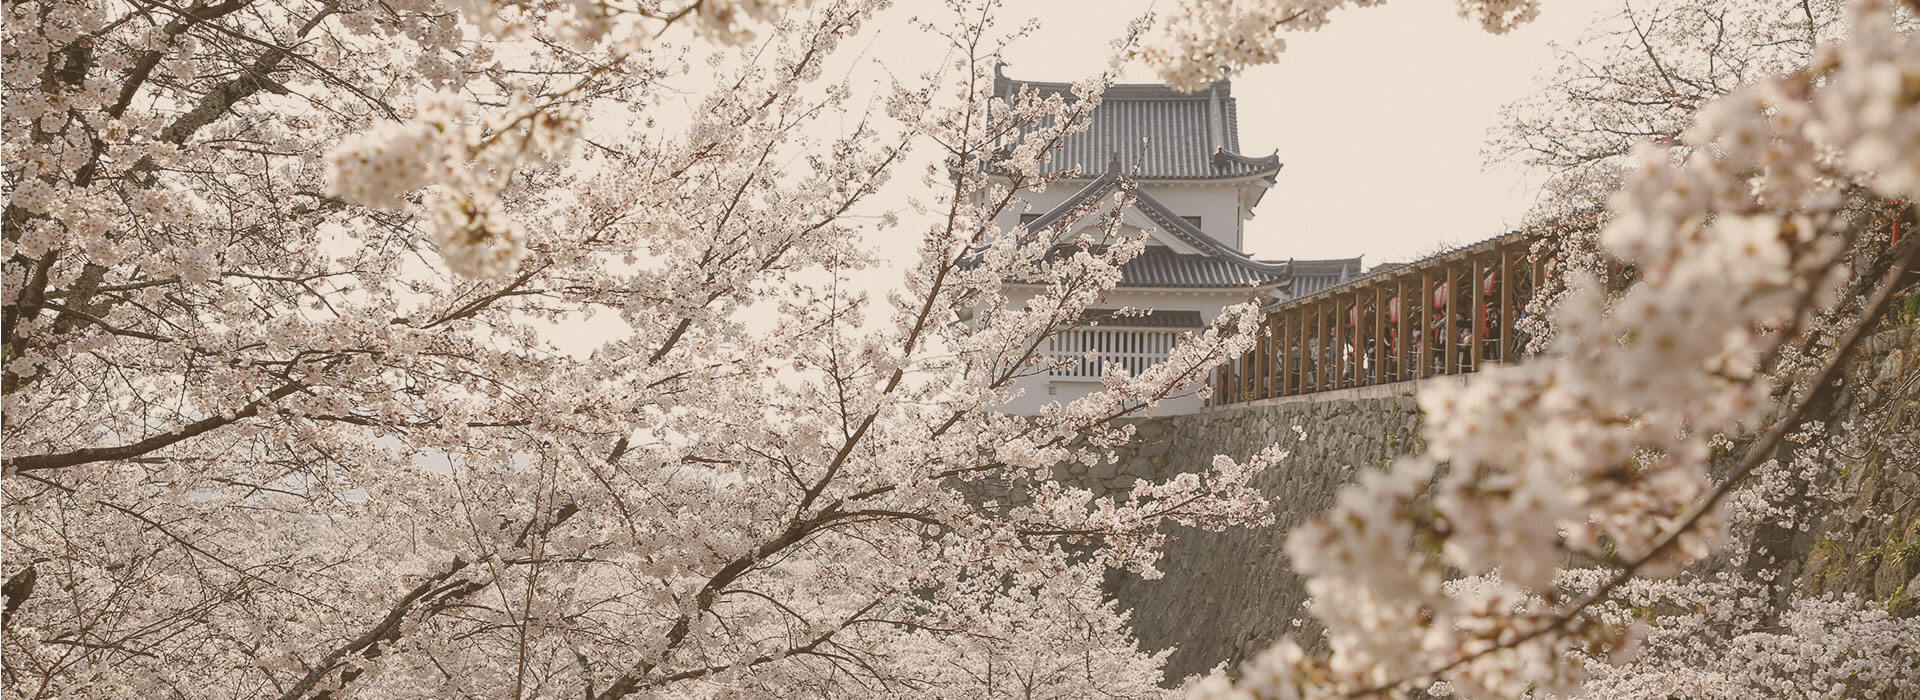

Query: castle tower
[{"left": 989, "top": 67, "right": 1362, "bottom": 415}]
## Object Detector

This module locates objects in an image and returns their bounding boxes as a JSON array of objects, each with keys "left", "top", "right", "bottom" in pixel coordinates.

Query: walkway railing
[
  {"left": 1048, "top": 328, "right": 1183, "bottom": 379},
  {"left": 1208, "top": 232, "right": 1556, "bottom": 406}
]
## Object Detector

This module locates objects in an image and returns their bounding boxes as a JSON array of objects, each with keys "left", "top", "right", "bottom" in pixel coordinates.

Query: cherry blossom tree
[
  {"left": 1, "top": 0, "right": 1285, "bottom": 696},
  {"left": 1488, "top": 0, "right": 1865, "bottom": 212},
  {"left": 1150, "top": 0, "right": 1920, "bottom": 697}
]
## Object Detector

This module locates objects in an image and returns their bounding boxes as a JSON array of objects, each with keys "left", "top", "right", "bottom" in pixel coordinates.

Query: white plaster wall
[
  {"left": 995, "top": 287, "right": 1262, "bottom": 416},
  {"left": 1138, "top": 184, "right": 1246, "bottom": 250},
  {"left": 989, "top": 179, "right": 1259, "bottom": 252},
  {"left": 992, "top": 186, "right": 1077, "bottom": 232}
]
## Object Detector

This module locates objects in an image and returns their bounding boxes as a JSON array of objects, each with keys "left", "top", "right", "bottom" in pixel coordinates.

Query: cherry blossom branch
[
  {"left": 632, "top": 599, "right": 886, "bottom": 690},
  {"left": 1345, "top": 239, "right": 1920, "bottom": 698},
  {"left": 273, "top": 558, "right": 477, "bottom": 700},
  {"left": 3, "top": 378, "right": 306, "bottom": 474}
]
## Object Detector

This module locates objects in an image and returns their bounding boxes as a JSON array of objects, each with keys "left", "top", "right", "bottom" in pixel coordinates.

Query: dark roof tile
[
  {"left": 995, "top": 73, "right": 1281, "bottom": 181},
  {"left": 1114, "top": 248, "right": 1285, "bottom": 288}
]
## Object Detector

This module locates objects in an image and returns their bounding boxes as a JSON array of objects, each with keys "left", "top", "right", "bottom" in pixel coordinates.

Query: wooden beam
[
  {"left": 1471, "top": 255, "right": 1485, "bottom": 373},
  {"left": 1372, "top": 285, "right": 1385, "bottom": 386},
  {"left": 1245, "top": 342, "right": 1255, "bottom": 401},
  {"left": 1262, "top": 312, "right": 1275, "bottom": 399},
  {"left": 1316, "top": 300, "right": 1329, "bottom": 392},
  {"left": 1295, "top": 306, "right": 1308, "bottom": 396},
  {"left": 1276, "top": 311, "right": 1289, "bottom": 397},
  {"left": 1444, "top": 263, "right": 1459, "bottom": 376},
  {"left": 1335, "top": 296, "right": 1348, "bottom": 390},
  {"left": 1499, "top": 245, "right": 1514, "bottom": 363},
  {"left": 1419, "top": 272, "right": 1432, "bottom": 379},
  {"left": 1361, "top": 286, "right": 1372, "bottom": 385},
  {"left": 1394, "top": 277, "right": 1407, "bottom": 382},
  {"left": 1290, "top": 306, "right": 1303, "bottom": 395}
]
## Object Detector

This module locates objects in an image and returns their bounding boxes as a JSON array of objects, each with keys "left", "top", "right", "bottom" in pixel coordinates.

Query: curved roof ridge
[
  {"left": 1212, "top": 148, "right": 1282, "bottom": 171},
  {"left": 1021, "top": 159, "right": 1125, "bottom": 233},
  {"left": 1281, "top": 255, "right": 1366, "bottom": 268},
  {"left": 994, "top": 64, "right": 1229, "bottom": 98},
  {"left": 1128, "top": 188, "right": 1289, "bottom": 273}
]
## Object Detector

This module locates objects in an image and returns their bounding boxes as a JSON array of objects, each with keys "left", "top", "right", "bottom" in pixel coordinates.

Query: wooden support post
[
  {"left": 1263, "top": 313, "right": 1276, "bottom": 399},
  {"left": 1242, "top": 337, "right": 1253, "bottom": 401},
  {"left": 1372, "top": 285, "right": 1386, "bottom": 386},
  {"left": 1282, "top": 307, "right": 1294, "bottom": 396},
  {"left": 1296, "top": 305, "right": 1308, "bottom": 395},
  {"left": 1264, "top": 313, "right": 1276, "bottom": 400},
  {"left": 1499, "top": 247, "right": 1514, "bottom": 363},
  {"left": 1225, "top": 350, "right": 1236, "bottom": 404},
  {"left": 1282, "top": 307, "right": 1294, "bottom": 395},
  {"left": 1444, "top": 263, "right": 1459, "bottom": 375},
  {"left": 1276, "top": 312, "right": 1289, "bottom": 397},
  {"left": 1418, "top": 272, "right": 1432, "bottom": 379},
  {"left": 1395, "top": 277, "right": 1408, "bottom": 382},
  {"left": 1360, "top": 289, "right": 1369, "bottom": 384},
  {"left": 1306, "top": 303, "right": 1318, "bottom": 393},
  {"left": 1350, "top": 291, "right": 1362, "bottom": 387},
  {"left": 1292, "top": 308, "right": 1303, "bottom": 396},
  {"left": 1301, "top": 305, "right": 1314, "bottom": 394},
  {"left": 1252, "top": 317, "right": 1266, "bottom": 400},
  {"left": 1315, "top": 300, "right": 1329, "bottom": 392},
  {"left": 1324, "top": 299, "right": 1336, "bottom": 392},
  {"left": 1471, "top": 256, "right": 1485, "bottom": 373},
  {"left": 1335, "top": 297, "right": 1348, "bottom": 390}
]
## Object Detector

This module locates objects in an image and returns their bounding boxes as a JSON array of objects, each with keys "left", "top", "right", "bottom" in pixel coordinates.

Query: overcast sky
[{"left": 862, "top": 0, "right": 1616, "bottom": 266}]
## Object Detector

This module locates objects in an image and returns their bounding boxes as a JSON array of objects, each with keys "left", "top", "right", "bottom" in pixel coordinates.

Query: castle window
[
  {"left": 1020, "top": 213, "right": 1041, "bottom": 226},
  {"left": 1182, "top": 215, "right": 1202, "bottom": 229}
]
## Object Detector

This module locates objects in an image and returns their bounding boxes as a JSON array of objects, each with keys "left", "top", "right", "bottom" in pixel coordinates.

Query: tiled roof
[
  {"left": 1278, "top": 257, "right": 1365, "bottom": 296},
  {"left": 1080, "top": 308, "right": 1206, "bottom": 328},
  {"left": 1012, "top": 162, "right": 1293, "bottom": 289},
  {"left": 995, "top": 70, "right": 1282, "bottom": 181},
  {"left": 1115, "top": 248, "right": 1288, "bottom": 288},
  {"left": 1252, "top": 222, "right": 1585, "bottom": 311}
]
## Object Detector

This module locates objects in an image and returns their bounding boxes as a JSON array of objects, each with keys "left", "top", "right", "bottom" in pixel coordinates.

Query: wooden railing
[
  {"left": 1208, "top": 232, "right": 1556, "bottom": 406},
  {"left": 1047, "top": 328, "right": 1183, "bottom": 379}
]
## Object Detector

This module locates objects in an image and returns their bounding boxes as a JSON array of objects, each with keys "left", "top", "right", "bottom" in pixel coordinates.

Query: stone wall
[
  {"left": 1099, "top": 329, "right": 1920, "bottom": 686},
  {"left": 1779, "top": 328, "right": 1920, "bottom": 614},
  {"left": 1098, "top": 386, "right": 1428, "bottom": 682}
]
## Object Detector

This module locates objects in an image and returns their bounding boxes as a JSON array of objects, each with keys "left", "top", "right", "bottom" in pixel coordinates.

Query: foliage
[
  {"left": 1, "top": 0, "right": 1286, "bottom": 696},
  {"left": 1155, "top": 0, "right": 1920, "bottom": 697}
]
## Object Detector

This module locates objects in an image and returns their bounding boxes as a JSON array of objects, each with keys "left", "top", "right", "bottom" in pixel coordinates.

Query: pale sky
[
  {"left": 551, "top": 1, "right": 1625, "bottom": 355},
  {"left": 854, "top": 0, "right": 1616, "bottom": 266}
]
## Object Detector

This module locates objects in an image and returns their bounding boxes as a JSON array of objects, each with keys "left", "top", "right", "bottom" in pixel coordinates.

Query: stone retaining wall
[
  {"left": 1101, "top": 391, "right": 1426, "bottom": 682},
  {"left": 1103, "top": 328, "right": 1920, "bottom": 685}
]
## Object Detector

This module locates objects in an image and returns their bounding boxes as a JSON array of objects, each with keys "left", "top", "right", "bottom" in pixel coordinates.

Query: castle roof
[
  {"left": 995, "top": 68, "right": 1282, "bottom": 181},
  {"left": 989, "top": 158, "right": 1357, "bottom": 292},
  {"left": 1017, "top": 163, "right": 1290, "bottom": 289}
]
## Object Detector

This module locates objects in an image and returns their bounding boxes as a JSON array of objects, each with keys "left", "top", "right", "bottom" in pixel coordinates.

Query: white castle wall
[
  {"left": 995, "top": 286, "right": 1262, "bottom": 416},
  {"left": 991, "top": 181, "right": 1257, "bottom": 251}
]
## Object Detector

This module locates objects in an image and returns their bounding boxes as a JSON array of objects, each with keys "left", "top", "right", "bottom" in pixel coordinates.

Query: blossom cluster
[
  {"left": 451, "top": 0, "right": 805, "bottom": 49},
  {"left": 326, "top": 91, "right": 579, "bottom": 278}
]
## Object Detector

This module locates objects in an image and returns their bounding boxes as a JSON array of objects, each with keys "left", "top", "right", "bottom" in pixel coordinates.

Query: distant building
[{"left": 987, "top": 67, "right": 1363, "bottom": 415}]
